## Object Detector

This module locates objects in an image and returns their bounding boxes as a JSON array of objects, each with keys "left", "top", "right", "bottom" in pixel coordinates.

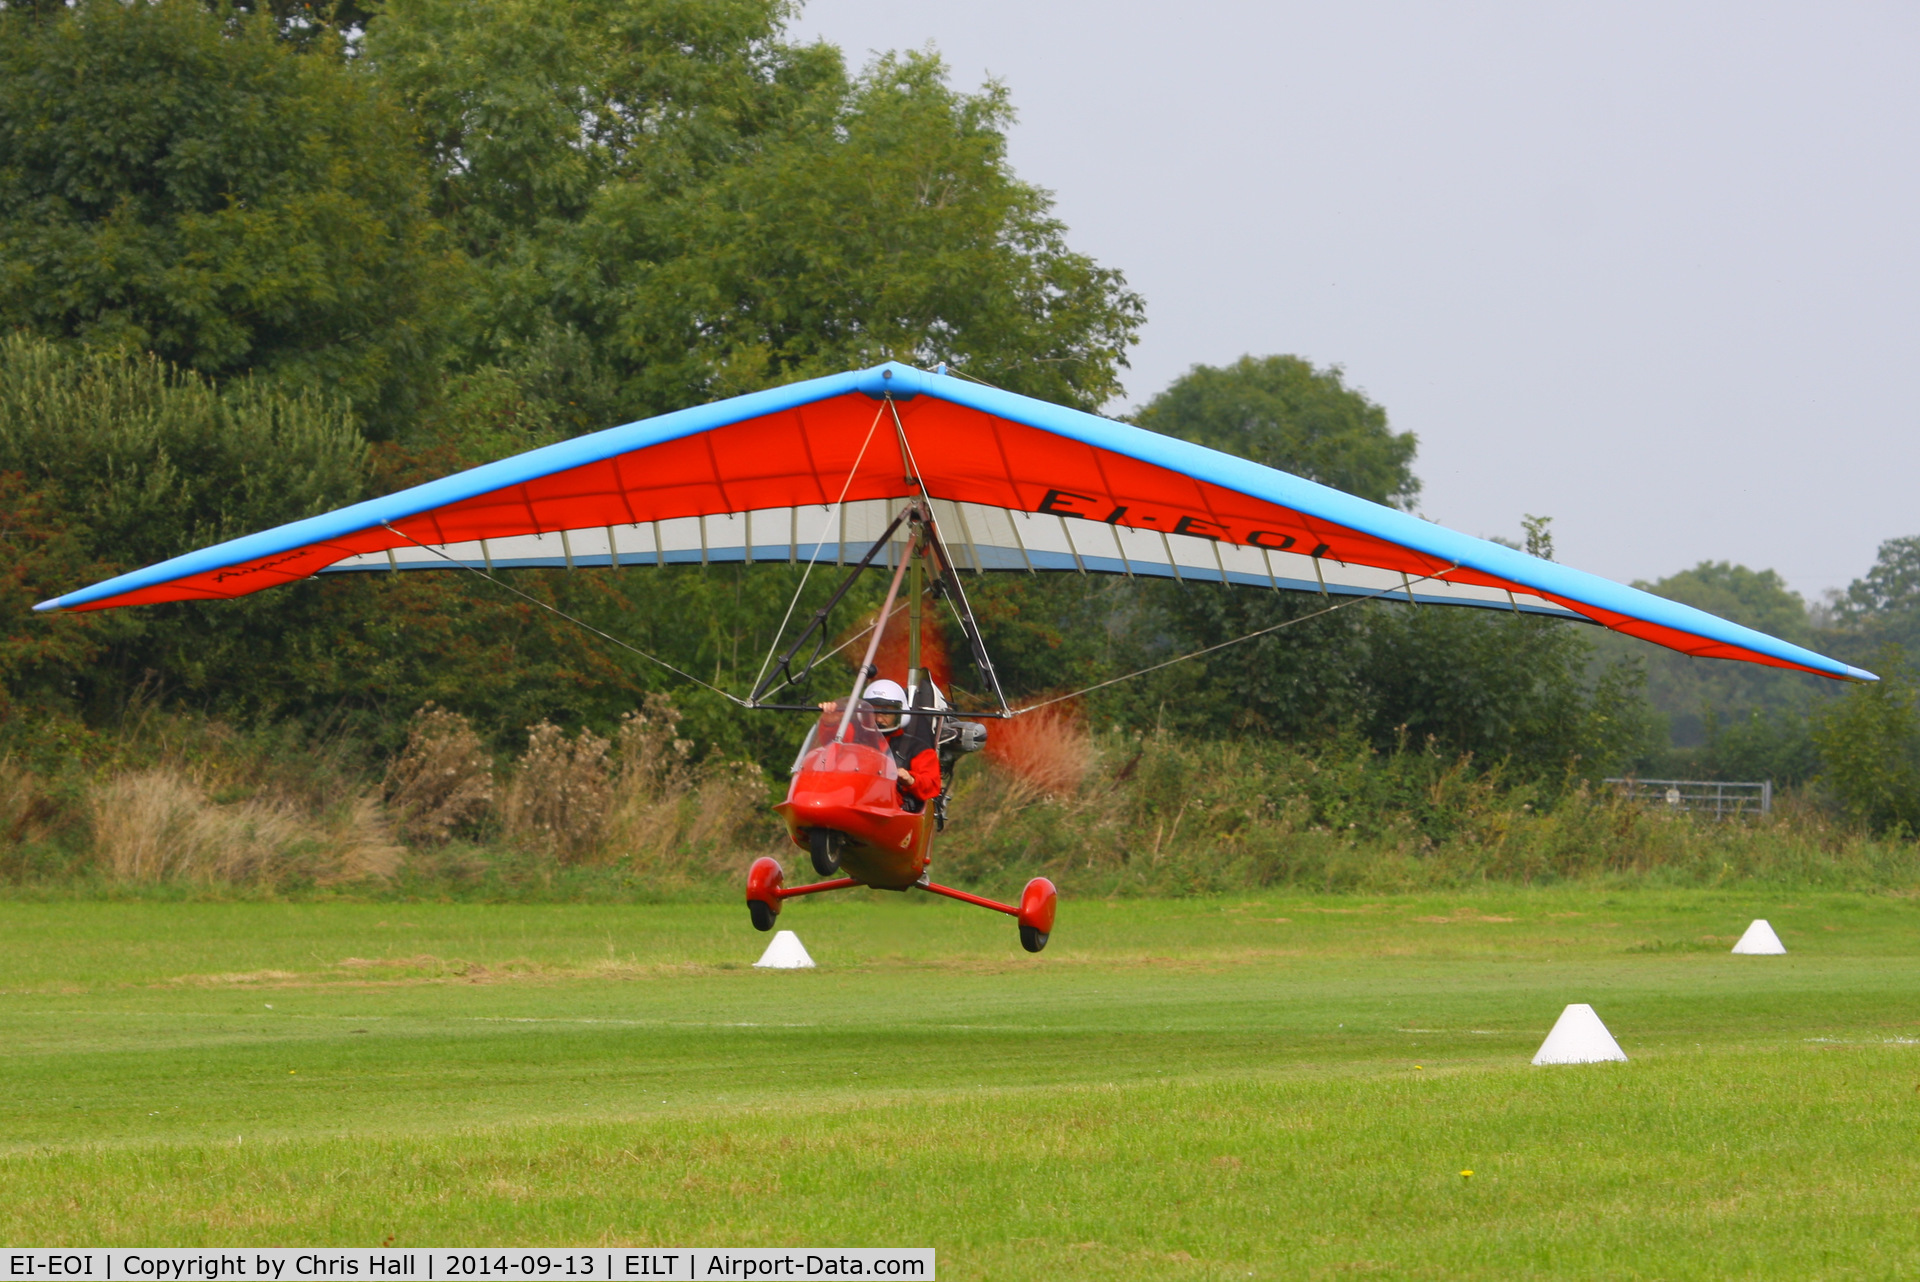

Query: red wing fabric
[{"left": 33, "top": 362, "right": 1876, "bottom": 684}]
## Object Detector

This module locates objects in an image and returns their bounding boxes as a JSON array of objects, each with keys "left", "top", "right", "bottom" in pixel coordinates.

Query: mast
[{"left": 908, "top": 505, "right": 924, "bottom": 693}]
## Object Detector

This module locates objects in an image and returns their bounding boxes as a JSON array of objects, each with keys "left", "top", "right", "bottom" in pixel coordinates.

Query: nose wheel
[{"left": 808, "top": 828, "right": 843, "bottom": 877}]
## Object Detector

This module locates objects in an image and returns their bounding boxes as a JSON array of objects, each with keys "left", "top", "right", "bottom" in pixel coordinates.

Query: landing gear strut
[
  {"left": 745, "top": 856, "right": 860, "bottom": 933},
  {"left": 919, "top": 876, "right": 1058, "bottom": 954},
  {"left": 744, "top": 860, "right": 1059, "bottom": 954}
]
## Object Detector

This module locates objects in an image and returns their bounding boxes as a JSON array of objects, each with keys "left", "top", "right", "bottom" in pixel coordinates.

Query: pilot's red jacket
[{"left": 903, "top": 748, "right": 942, "bottom": 800}]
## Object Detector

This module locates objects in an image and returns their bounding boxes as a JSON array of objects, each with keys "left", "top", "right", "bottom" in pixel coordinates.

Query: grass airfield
[{"left": 4, "top": 890, "right": 1920, "bottom": 1277}]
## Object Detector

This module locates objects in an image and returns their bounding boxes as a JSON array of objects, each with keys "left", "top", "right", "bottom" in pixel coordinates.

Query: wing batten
[{"left": 313, "top": 498, "right": 1590, "bottom": 623}]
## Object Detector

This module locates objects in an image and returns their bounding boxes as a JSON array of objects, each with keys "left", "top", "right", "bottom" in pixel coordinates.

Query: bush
[
  {"left": 932, "top": 726, "right": 1920, "bottom": 895},
  {"left": 492, "top": 695, "right": 772, "bottom": 867},
  {"left": 383, "top": 704, "right": 494, "bottom": 845},
  {"left": 3, "top": 695, "right": 1916, "bottom": 900},
  {"left": 0, "top": 334, "right": 380, "bottom": 724},
  {"left": 1814, "top": 649, "right": 1920, "bottom": 835},
  {"left": 501, "top": 721, "right": 614, "bottom": 860}
]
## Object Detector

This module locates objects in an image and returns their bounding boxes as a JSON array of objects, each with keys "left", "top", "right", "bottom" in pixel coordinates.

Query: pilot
[{"left": 862, "top": 678, "right": 942, "bottom": 811}]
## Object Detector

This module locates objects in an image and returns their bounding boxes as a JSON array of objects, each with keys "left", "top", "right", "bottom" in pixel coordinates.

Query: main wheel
[
  {"left": 745, "top": 856, "right": 784, "bottom": 932},
  {"left": 1017, "top": 877, "right": 1057, "bottom": 955},
  {"left": 809, "top": 827, "right": 841, "bottom": 877}
]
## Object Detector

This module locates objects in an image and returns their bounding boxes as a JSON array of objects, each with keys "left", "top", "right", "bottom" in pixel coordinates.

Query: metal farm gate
[{"left": 1602, "top": 777, "right": 1773, "bottom": 819}]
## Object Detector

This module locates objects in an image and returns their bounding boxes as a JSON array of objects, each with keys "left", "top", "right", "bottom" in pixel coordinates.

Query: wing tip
[{"left": 1844, "top": 664, "right": 1880, "bottom": 683}]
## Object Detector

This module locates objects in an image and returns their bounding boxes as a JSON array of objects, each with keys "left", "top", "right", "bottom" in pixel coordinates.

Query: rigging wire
[
  {"left": 1010, "top": 564, "right": 1462, "bottom": 714},
  {"left": 747, "top": 399, "right": 892, "bottom": 698},
  {"left": 932, "top": 362, "right": 1004, "bottom": 392},
  {"left": 379, "top": 523, "right": 751, "bottom": 707},
  {"left": 816, "top": 600, "right": 910, "bottom": 670}
]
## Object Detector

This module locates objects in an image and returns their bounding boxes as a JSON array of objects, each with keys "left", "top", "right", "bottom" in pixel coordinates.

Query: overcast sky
[{"left": 792, "top": 1, "right": 1919, "bottom": 601}]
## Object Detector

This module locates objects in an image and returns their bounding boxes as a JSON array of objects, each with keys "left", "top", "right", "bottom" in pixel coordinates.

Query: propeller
[{"left": 984, "top": 699, "right": 1093, "bottom": 797}]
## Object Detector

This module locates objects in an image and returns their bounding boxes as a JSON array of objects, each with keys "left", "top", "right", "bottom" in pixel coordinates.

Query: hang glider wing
[{"left": 35, "top": 362, "right": 1874, "bottom": 682}]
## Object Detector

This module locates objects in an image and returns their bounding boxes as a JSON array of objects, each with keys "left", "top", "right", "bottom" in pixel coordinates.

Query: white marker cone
[
  {"left": 1731, "top": 919, "right": 1787, "bottom": 954},
  {"left": 753, "top": 929, "right": 815, "bottom": 969},
  {"left": 1532, "top": 1003, "right": 1628, "bottom": 1065}
]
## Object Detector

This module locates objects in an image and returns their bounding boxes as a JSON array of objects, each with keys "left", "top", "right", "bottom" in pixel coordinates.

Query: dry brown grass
[
  {"left": 0, "top": 758, "right": 58, "bottom": 845},
  {"left": 603, "top": 697, "right": 693, "bottom": 861},
  {"left": 29, "top": 696, "right": 782, "bottom": 886},
  {"left": 501, "top": 722, "right": 614, "bottom": 860},
  {"left": 383, "top": 704, "right": 494, "bottom": 844},
  {"left": 679, "top": 762, "right": 767, "bottom": 858},
  {"left": 88, "top": 768, "right": 400, "bottom": 884},
  {"left": 604, "top": 695, "right": 769, "bottom": 877}
]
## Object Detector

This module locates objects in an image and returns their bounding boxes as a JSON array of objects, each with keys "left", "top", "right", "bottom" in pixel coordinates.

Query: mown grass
[{"left": 5, "top": 890, "right": 1920, "bottom": 1277}]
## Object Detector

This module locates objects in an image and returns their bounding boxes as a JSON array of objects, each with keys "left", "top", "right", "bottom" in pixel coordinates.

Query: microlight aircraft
[{"left": 38, "top": 363, "right": 1876, "bottom": 952}]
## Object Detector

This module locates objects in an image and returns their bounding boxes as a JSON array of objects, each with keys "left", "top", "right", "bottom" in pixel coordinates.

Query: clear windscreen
[{"left": 814, "top": 699, "right": 892, "bottom": 754}]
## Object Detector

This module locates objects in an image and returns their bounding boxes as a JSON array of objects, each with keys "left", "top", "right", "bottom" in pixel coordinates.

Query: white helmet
[
  {"left": 862, "top": 678, "right": 907, "bottom": 706},
  {"left": 862, "top": 678, "right": 907, "bottom": 732}
]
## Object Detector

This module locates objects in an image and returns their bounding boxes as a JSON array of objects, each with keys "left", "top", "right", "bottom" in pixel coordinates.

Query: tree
[
  {"left": 366, "top": 1, "right": 1144, "bottom": 420},
  {"left": 0, "top": 0, "right": 449, "bottom": 436},
  {"left": 0, "top": 473, "right": 107, "bottom": 718},
  {"left": 1838, "top": 537, "right": 1920, "bottom": 618},
  {"left": 578, "top": 51, "right": 1143, "bottom": 412},
  {"left": 983, "top": 360, "right": 1651, "bottom": 775},
  {"left": 1831, "top": 536, "right": 1920, "bottom": 660},
  {"left": 1614, "top": 560, "right": 1829, "bottom": 749},
  {"left": 0, "top": 335, "right": 369, "bottom": 574},
  {"left": 1358, "top": 517, "right": 1652, "bottom": 775},
  {"left": 367, "top": 0, "right": 809, "bottom": 257},
  {"left": 1133, "top": 355, "right": 1418, "bottom": 506},
  {"left": 0, "top": 334, "right": 371, "bottom": 718},
  {"left": 1, "top": 0, "right": 1145, "bottom": 770},
  {"left": 221, "top": 1, "right": 382, "bottom": 46}
]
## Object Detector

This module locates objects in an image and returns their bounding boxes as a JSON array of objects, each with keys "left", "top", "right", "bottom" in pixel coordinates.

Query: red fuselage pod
[{"left": 775, "top": 704, "right": 932, "bottom": 890}]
